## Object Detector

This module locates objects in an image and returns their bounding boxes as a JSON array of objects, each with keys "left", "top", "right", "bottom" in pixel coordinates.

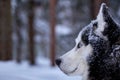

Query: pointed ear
[{"left": 97, "top": 3, "right": 116, "bottom": 25}]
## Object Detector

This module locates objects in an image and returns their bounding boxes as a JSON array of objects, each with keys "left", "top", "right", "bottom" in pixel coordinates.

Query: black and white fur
[
  {"left": 95, "top": 3, "right": 120, "bottom": 45},
  {"left": 56, "top": 3, "right": 120, "bottom": 80}
]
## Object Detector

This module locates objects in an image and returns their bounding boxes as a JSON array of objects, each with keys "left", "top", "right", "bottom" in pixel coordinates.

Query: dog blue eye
[{"left": 77, "top": 43, "right": 82, "bottom": 48}]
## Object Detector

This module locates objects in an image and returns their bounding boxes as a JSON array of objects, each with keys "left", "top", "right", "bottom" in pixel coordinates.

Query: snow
[
  {"left": 0, "top": 57, "right": 82, "bottom": 80},
  {"left": 56, "top": 24, "right": 72, "bottom": 36}
]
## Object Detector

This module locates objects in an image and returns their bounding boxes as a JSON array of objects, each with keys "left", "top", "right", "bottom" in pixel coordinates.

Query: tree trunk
[
  {"left": 28, "top": 0, "right": 35, "bottom": 65},
  {"left": 15, "top": 0, "right": 22, "bottom": 63},
  {"left": 50, "top": 0, "right": 56, "bottom": 66},
  {"left": 0, "top": 0, "right": 12, "bottom": 60},
  {"left": 90, "top": 0, "right": 109, "bottom": 19}
]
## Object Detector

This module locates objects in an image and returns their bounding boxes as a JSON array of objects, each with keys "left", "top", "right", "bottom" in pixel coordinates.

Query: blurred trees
[
  {"left": 0, "top": 0, "right": 12, "bottom": 60},
  {"left": 0, "top": 0, "right": 119, "bottom": 66},
  {"left": 50, "top": 0, "right": 56, "bottom": 66},
  {"left": 28, "top": 0, "right": 35, "bottom": 65},
  {"left": 13, "top": 0, "right": 30, "bottom": 63},
  {"left": 15, "top": 0, "right": 23, "bottom": 63}
]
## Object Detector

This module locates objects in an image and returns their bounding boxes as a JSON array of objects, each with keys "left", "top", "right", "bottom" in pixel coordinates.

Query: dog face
[{"left": 56, "top": 24, "right": 94, "bottom": 80}]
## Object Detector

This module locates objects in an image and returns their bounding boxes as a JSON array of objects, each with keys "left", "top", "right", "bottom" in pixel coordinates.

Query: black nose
[{"left": 55, "top": 58, "right": 61, "bottom": 66}]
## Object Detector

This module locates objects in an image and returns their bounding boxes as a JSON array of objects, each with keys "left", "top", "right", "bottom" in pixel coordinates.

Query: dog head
[
  {"left": 56, "top": 22, "right": 108, "bottom": 80},
  {"left": 55, "top": 3, "right": 110, "bottom": 80}
]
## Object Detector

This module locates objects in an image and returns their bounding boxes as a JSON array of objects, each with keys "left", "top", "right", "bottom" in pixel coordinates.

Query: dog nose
[{"left": 55, "top": 58, "right": 61, "bottom": 66}]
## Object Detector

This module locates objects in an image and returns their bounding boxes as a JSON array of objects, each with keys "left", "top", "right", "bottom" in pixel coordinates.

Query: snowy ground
[{"left": 0, "top": 57, "right": 82, "bottom": 80}]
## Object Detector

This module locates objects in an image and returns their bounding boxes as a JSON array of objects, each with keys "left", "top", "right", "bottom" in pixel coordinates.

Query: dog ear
[{"left": 97, "top": 3, "right": 116, "bottom": 26}]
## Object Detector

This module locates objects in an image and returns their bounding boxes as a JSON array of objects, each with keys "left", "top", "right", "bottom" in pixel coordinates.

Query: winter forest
[{"left": 0, "top": 0, "right": 120, "bottom": 80}]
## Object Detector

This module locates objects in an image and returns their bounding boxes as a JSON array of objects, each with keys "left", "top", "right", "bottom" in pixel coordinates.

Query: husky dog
[{"left": 56, "top": 3, "right": 120, "bottom": 80}]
